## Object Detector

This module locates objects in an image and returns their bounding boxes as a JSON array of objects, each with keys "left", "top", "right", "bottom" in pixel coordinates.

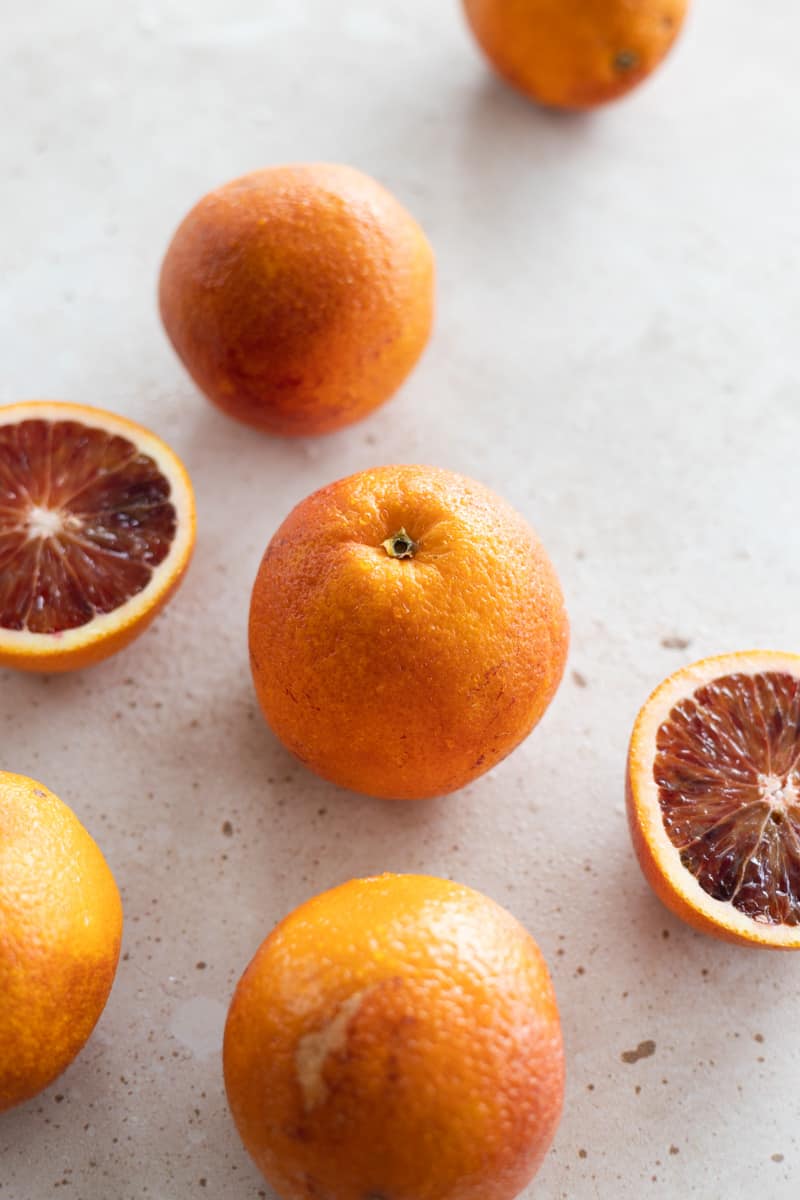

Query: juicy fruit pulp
[
  {"left": 656, "top": 671, "right": 800, "bottom": 925},
  {"left": 0, "top": 418, "right": 176, "bottom": 632}
]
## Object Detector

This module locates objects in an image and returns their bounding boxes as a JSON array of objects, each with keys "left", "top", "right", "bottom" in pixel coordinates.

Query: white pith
[
  {"left": 0, "top": 401, "right": 195, "bottom": 660},
  {"left": 759, "top": 773, "right": 798, "bottom": 812},
  {"left": 294, "top": 990, "right": 367, "bottom": 1111},
  {"left": 629, "top": 650, "right": 800, "bottom": 947},
  {"left": 25, "top": 504, "right": 67, "bottom": 539}
]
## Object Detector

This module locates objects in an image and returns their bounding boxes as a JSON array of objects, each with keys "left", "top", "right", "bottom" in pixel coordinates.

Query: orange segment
[
  {"left": 0, "top": 402, "right": 195, "bottom": 672},
  {"left": 627, "top": 651, "right": 800, "bottom": 948}
]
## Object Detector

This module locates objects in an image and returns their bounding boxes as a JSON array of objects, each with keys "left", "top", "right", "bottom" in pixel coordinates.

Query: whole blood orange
[
  {"left": 223, "top": 874, "right": 564, "bottom": 1200},
  {"left": 627, "top": 651, "right": 800, "bottom": 948},
  {"left": 0, "top": 772, "right": 123, "bottom": 1111},
  {"left": 249, "top": 465, "right": 569, "bottom": 799},
  {"left": 159, "top": 164, "right": 435, "bottom": 436},
  {"left": 0, "top": 401, "right": 196, "bottom": 672},
  {"left": 463, "top": 0, "right": 689, "bottom": 109}
]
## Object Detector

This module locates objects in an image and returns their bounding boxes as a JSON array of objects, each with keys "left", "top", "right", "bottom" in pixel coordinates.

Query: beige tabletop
[{"left": 2, "top": 1, "right": 800, "bottom": 1197}]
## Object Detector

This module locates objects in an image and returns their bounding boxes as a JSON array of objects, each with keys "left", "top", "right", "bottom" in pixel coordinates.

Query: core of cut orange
[
  {"left": 0, "top": 401, "right": 195, "bottom": 673},
  {"left": 627, "top": 651, "right": 800, "bottom": 948}
]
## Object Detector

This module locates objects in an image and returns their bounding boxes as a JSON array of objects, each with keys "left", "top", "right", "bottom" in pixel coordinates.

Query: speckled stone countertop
[{"left": 2, "top": 1, "right": 800, "bottom": 1197}]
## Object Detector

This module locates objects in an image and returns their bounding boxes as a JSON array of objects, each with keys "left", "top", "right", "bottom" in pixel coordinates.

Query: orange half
[
  {"left": 627, "top": 651, "right": 800, "bottom": 948},
  {"left": 0, "top": 401, "right": 195, "bottom": 672}
]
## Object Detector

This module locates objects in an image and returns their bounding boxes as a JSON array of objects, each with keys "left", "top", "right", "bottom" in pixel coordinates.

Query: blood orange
[
  {"left": 627, "top": 651, "right": 800, "bottom": 948},
  {"left": 0, "top": 401, "right": 195, "bottom": 672},
  {"left": 0, "top": 771, "right": 122, "bottom": 1111},
  {"left": 159, "top": 164, "right": 435, "bottom": 436},
  {"left": 223, "top": 874, "right": 564, "bottom": 1200},
  {"left": 248, "top": 465, "right": 568, "bottom": 800},
  {"left": 462, "top": 0, "right": 689, "bottom": 110}
]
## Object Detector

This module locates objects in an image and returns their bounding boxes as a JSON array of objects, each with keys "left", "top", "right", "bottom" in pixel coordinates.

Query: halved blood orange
[
  {"left": 0, "top": 401, "right": 195, "bottom": 672},
  {"left": 627, "top": 651, "right": 800, "bottom": 948}
]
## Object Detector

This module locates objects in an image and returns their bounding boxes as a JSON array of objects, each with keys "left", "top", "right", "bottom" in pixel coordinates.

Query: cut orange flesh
[
  {"left": 0, "top": 402, "right": 195, "bottom": 672},
  {"left": 627, "top": 651, "right": 800, "bottom": 948}
]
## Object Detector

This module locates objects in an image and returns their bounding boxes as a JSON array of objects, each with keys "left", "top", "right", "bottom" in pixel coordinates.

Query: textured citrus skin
[
  {"left": 159, "top": 164, "right": 435, "bottom": 436},
  {"left": 224, "top": 874, "right": 564, "bottom": 1200},
  {"left": 0, "top": 772, "right": 123, "bottom": 1111},
  {"left": 0, "top": 401, "right": 196, "bottom": 674},
  {"left": 463, "top": 0, "right": 689, "bottom": 110},
  {"left": 249, "top": 465, "right": 569, "bottom": 800},
  {"left": 626, "top": 651, "right": 800, "bottom": 949}
]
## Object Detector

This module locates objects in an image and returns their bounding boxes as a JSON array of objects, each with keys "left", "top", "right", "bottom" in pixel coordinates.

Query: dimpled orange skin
[
  {"left": 158, "top": 164, "right": 435, "bottom": 436},
  {"left": 0, "top": 772, "right": 123, "bottom": 1112},
  {"left": 462, "top": 0, "right": 689, "bottom": 110},
  {"left": 249, "top": 465, "right": 569, "bottom": 800},
  {"left": 223, "top": 874, "right": 564, "bottom": 1200}
]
